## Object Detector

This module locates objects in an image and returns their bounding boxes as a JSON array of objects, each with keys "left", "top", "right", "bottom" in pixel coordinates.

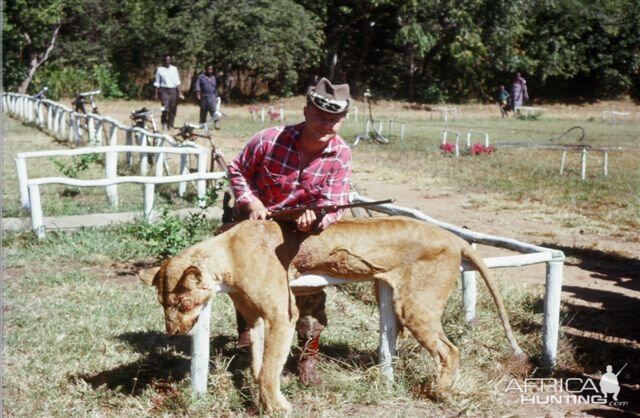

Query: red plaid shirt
[{"left": 228, "top": 123, "right": 352, "bottom": 229}]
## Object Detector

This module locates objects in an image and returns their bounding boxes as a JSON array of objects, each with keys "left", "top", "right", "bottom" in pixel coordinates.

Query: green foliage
[
  {"left": 50, "top": 153, "right": 103, "bottom": 178},
  {"left": 207, "top": 0, "right": 324, "bottom": 96},
  {"left": 3, "top": 0, "right": 640, "bottom": 101},
  {"left": 127, "top": 208, "right": 213, "bottom": 258}
]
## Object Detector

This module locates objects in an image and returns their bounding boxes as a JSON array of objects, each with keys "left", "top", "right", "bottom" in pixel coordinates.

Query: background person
[
  {"left": 195, "top": 64, "right": 220, "bottom": 128},
  {"left": 227, "top": 77, "right": 353, "bottom": 385},
  {"left": 509, "top": 72, "right": 529, "bottom": 110},
  {"left": 497, "top": 84, "right": 510, "bottom": 117},
  {"left": 154, "top": 55, "right": 184, "bottom": 130}
]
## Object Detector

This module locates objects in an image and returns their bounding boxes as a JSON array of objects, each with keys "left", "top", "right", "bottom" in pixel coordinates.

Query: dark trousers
[
  {"left": 199, "top": 95, "right": 218, "bottom": 124},
  {"left": 159, "top": 87, "right": 178, "bottom": 128}
]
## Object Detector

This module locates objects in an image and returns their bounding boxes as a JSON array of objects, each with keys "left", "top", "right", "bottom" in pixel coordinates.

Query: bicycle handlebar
[
  {"left": 130, "top": 107, "right": 164, "bottom": 118},
  {"left": 185, "top": 122, "right": 207, "bottom": 130},
  {"left": 78, "top": 90, "right": 102, "bottom": 97}
]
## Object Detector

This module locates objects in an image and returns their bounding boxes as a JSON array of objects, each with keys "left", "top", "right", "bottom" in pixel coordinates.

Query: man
[
  {"left": 154, "top": 55, "right": 184, "bottom": 130},
  {"left": 195, "top": 65, "right": 220, "bottom": 128},
  {"left": 227, "top": 77, "right": 352, "bottom": 385},
  {"left": 509, "top": 72, "right": 529, "bottom": 110}
]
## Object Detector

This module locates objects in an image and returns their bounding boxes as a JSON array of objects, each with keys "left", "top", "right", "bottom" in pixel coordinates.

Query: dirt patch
[{"left": 351, "top": 174, "right": 640, "bottom": 416}]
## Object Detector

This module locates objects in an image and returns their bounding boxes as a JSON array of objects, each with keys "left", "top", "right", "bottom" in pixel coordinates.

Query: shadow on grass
[{"left": 73, "top": 331, "right": 191, "bottom": 396}]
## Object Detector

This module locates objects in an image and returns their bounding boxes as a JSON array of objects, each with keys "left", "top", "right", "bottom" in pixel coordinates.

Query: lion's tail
[{"left": 461, "top": 241, "right": 527, "bottom": 360}]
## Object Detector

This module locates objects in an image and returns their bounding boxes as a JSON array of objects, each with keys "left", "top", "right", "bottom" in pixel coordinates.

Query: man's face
[
  {"left": 163, "top": 56, "right": 172, "bottom": 67},
  {"left": 206, "top": 66, "right": 214, "bottom": 76},
  {"left": 303, "top": 104, "right": 347, "bottom": 143}
]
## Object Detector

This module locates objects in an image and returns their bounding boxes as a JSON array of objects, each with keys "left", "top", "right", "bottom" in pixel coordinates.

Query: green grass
[
  {"left": 3, "top": 100, "right": 638, "bottom": 416},
  {"left": 3, "top": 224, "right": 555, "bottom": 416}
]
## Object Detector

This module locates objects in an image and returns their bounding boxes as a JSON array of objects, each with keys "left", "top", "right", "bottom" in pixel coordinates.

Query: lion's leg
[
  {"left": 250, "top": 318, "right": 264, "bottom": 379},
  {"left": 391, "top": 261, "right": 460, "bottom": 388},
  {"left": 259, "top": 310, "right": 296, "bottom": 412},
  {"left": 228, "top": 294, "right": 263, "bottom": 379},
  {"left": 399, "top": 302, "right": 460, "bottom": 388}
]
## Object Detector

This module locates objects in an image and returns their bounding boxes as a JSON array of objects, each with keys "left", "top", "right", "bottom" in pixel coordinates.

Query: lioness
[{"left": 144, "top": 216, "right": 525, "bottom": 412}]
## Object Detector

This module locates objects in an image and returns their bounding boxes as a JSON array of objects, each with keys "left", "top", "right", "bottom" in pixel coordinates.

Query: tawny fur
[{"left": 141, "top": 216, "right": 525, "bottom": 413}]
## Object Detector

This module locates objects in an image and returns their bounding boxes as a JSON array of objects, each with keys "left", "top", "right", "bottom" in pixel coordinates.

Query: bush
[{"left": 127, "top": 208, "right": 217, "bottom": 258}]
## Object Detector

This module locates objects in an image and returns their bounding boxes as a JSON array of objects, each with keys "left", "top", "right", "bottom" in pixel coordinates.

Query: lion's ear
[
  {"left": 139, "top": 266, "right": 161, "bottom": 287},
  {"left": 179, "top": 266, "right": 204, "bottom": 290}
]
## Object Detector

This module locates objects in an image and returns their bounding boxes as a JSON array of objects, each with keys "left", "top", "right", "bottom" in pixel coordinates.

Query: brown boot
[
  {"left": 298, "top": 335, "right": 321, "bottom": 385},
  {"left": 236, "top": 309, "right": 251, "bottom": 349}
]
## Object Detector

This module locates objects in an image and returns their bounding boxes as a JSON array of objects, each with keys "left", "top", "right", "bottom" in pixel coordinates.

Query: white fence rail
[
  {"left": 16, "top": 145, "right": 226, "bottom": 239},
  {"left": 3, "top": 92, "right": 203, "bottom": 173},
  {"left": 188, "top": 193, "right": 565, "bottom": 394}
]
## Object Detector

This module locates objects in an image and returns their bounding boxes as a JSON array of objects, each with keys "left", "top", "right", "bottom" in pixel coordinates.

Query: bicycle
[
  {"left": 72, "top": 89, "right": 101, "bottom": 115},
  {"left": 129, "top": 106, "right": 168, "bottom": 171},
  {"left": 33, "top": 86, "right": 48, "bottom": 100},
  {"left": 173, "top": 119, "right": 228, "bottom": 190},
  {"left": 352, "top": 88, "right": 389, "bottom": 147},
  {"left": 71, "top": 89, "right": 101, "bottom": 144}
]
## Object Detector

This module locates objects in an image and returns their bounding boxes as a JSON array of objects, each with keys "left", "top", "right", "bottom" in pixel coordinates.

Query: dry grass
[{"left": 2, "top": 97, "right": 639, "bottom": 416}]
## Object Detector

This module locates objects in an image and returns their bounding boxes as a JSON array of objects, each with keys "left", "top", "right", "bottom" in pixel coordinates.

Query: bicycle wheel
[{"left": 208, "top": 151, "right": 228, "bottom": 190}]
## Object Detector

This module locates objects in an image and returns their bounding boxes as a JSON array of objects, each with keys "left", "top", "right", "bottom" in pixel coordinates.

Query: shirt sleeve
[
  {"left": 318, "top": 145, "right": 352, "bottom": 230},
  {"left": 153, "top": 68, "right": 161, "bottom": 88},
  {"left": 228, "top": 131, "right": 266, "bottom": 207},
  {"left": 172, "top": 66, "right": 181, "bottom": 87},
  {"left": 194, "top": 75, "right": 201, "bottom": 93}
]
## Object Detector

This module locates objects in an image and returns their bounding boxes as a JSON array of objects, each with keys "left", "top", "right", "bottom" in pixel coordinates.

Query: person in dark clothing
[{"left": 195, "top": 65, "right": 220, "bottom": 128}]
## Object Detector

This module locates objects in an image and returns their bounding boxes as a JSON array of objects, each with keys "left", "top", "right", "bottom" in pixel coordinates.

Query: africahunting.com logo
[{"left": 505, "top": 364, "right": 629, "bottom": 407}]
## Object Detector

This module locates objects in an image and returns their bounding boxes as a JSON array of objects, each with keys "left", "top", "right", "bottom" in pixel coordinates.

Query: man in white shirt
[{"left": 154, "top": 55, "right": 184, "bottom": 130}]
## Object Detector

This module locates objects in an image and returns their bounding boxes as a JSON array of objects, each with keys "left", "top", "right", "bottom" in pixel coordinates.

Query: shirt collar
[{"left": 291, "top": 122, "right": 340, "bottom": 156}]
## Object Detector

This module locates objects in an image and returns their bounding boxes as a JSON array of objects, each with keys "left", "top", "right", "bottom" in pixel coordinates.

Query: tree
[
  {"left": 207, "top": 0, "right": 325, "bottom": 97},
  {"left": 2, "top": 0, "right": 82, "bottom": 93}
]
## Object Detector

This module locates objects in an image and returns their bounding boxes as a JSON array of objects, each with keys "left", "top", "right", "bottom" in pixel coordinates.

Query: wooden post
[
  {"left": 196, "top": 151, "right": 208, "bottom": 207},
  {"left": 105, "top": 126, "right": 119, "bottom": 207},
  {"left": 105, "top": 148, "right": 118, "bottom": 207},
  {"left": 144, "top": 183, "right": 155, "bottom": 220},
  {"left": 580, "top": 148, "right": 587, "bottom": 180},
  {"left": 462, "top": 243, "right": 478, "bottom": 325},
  {"left": 52, "top": 107, "right": 60, "bottom": 138},
  {"left": 140, "top": 134, "right": 149, "bottom": 176},
  {"left": 260, "top": 107, "right": 265, "bottom": 122},
  {"left": 280, "top": 107, "right": 284, "bottom": 123},
  {"left": 191, "top": 297, "right": 212, "bottom": 394},
  {"left": 178, "top": 154, "right": 188, "bottom": 197},
  {"left": 28, "top": 184, "right": 45, "bottom": 239},
  {"left": 603, "top": 150, "right": 609, "bottom": 177},
  {"left": 354, "top": 107, "right": 358, "bottom": 123},
  {"left": 95, "top": 120, "right": 104, "bottom": 146},
  {"left": 400, "top": 124, "right": 405, "bottom": 141},
  {"left": 365, "top": 119, "right": 370, "bottom": 139},
  {"left": 559, "top": 150, "right": 567, "bottom": 175},
  {"left": 377, "top": 280, "right": 397, "bottom": 383},
  {"left": 15, "top": 157, "right": 29, "bottom": 209},
  {"left": 125, "top": 131, "right": 133, "bottom": 167},
  {"left": 88, "top": 117, "right": 96, "bottom": 144},
  {"left": 542, "top": 260, "right": 564, "bottom": 368}
]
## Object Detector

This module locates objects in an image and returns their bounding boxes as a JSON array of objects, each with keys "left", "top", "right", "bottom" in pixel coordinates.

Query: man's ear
[
  {"left": 139, "top": 266, "right": 161, "bottom": 287},
  {"left": 178, "top": 266, "right": 205, "bottom": 291}
]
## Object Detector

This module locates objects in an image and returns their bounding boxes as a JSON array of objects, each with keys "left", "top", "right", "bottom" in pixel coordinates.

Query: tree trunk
[{"left": 17, "top": 23, "right": 61, "bottom": 94}]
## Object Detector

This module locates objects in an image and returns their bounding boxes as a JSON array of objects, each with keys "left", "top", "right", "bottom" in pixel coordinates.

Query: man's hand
[
  {"left": 196, "top": 93, "right": 201, "bottom": 101},
  {"left": 246, "top": 200, "right": 270, "bottom": 220},
  {"left": 295, "top": 209, "right": 317, "bottom": 232},
  {"left": 178, "top": 89, "right": 185, "bottom": 100}
]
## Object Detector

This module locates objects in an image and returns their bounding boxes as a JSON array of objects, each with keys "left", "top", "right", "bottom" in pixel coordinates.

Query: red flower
[
  {"left": 439, "top": 143, "right": 455, "bottom": 153},
  {"left": 470, "top": 144, "right": 496, "bottom": 155}
]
